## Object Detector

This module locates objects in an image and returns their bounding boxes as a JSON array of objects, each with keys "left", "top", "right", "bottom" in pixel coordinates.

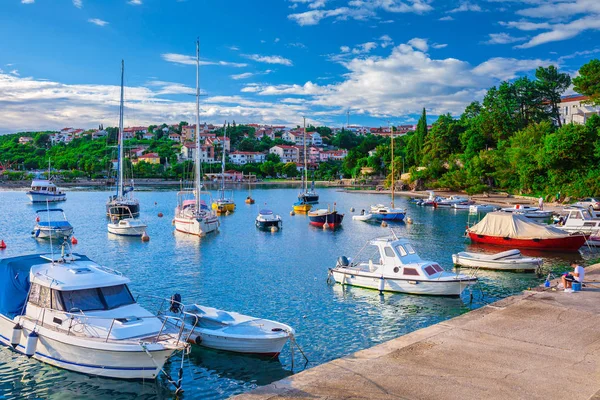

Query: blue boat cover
[
  {"left": 37, "top": 221, "right": 72, "bottom": 228},
  {"left": 259, "top": 209, "right": 273, "bottom": 215}
]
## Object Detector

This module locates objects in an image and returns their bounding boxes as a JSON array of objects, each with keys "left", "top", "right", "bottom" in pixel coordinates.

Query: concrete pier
[{"left": 237, "top": 264, "right": 600, "bottom": 400}]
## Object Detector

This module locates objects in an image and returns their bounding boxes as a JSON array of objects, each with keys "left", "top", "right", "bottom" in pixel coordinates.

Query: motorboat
[
  {"left": 435, "top": 196, "right": 470, "bottom": 208},
  {"left": 255, "top": 209, "right": 282, "bottom": 230},
  {"left": 212, "top": 125, "right": 235, "bottom": 214},
  {"left": 417, "top": 191, "right": 441, "bottom": 207},
  {"left": 27, "top": 179, "right": 66, "bottom": 203},
  {"left": 308, "top": 205, "right": 344, "bottom": 228},
  {"left": 329, "top": 234, "right": 477, "bottom": 296},
  {"left": 164, "top": 303, "right": 293, "bottom": 357},
  {"left": 370, "top": 204, "right": 406, "bottom": 221},
  {"left": 106, "top": 61, "right": 140, "bottom": 219},
  {"left": 107, "top": 206, "right": 147, "bottom": 237},
  {"left": 452, "top": 203, "right": 472, "bottom": 210},
  {"left": 452, "top": 249, "right": 543, "bottom": 272},
  {"left": 293, "top": 200, "right": 312, "bottom": 213},
  {"left": 32, "top": 209, "right": 73, "bottom": 239},
  {"left": 0, "top": 249, "right": 189, "bottom": 386},
  {"left": 469, "top": 204, "right": 498, "bottom": 214},
  {"left": 352, "top": 212, "right": 373, "bottom": 221},
  {"left": 173, "top": 41, "right": 220, "bottom": 237},
  {"left": 501, "top": 205, "right": 553, "bottom": 219},
  {"left": 554, "top": 207, "right": 600, "bottom": 235},
  {"left": 466, "top": 212, "right": 586, "bottom": 251},
  {"left": 298, "top": 190, "right": 319, "bottom": 204}
]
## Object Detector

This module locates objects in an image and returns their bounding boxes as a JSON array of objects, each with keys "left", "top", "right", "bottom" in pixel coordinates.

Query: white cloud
[
  {"left": 145, "top": 80, "right": 196, "bottom": 95},
  {"left": 0, "top": 72, "right": 308, "bottom": 133},
  {"left": 289, "top": 0, "right": 328, "bottom": 9},
  {"left": 515, "top": 16, "right": 600, "bottom": 48},
  {"left": 472, "top": 57, "right": 554, "bottom": 80},
  {"left": 407, "top": 38, "right": 429, "bottom": 52},
  {"left": 448, "top": 1, "right": 482, "bottom": 13},
  {"left": 340, "top": 46, "right": 351, "bottom": 53},
  {"left": 439, "top": 15, "right": 454, "bottom": 20},
  {"left": 432, "top": 43, "right": 448, "bottom": 48},
  {"left": 161, "top": 53, "right": 248, "bottom": 67},
  {"left": 380, "top": 35, "right": 394, "bottom": 48},
  {"left": 73, "top": 0, "right": 82, "bottom": 8},
  {"left": 484, "top": 32, "right": 526, "bottom": 44},
  {"left": 242, "top": 54, "right": 293, "bottom": 66},
  {"left": 229, "top": 46, "right": 240, "bottom": 51},
  {"left": 9, "top": 70, "right": 19, "bottom": 76},
  {"left": 516, "top": 0, "right": 600, "bottom": 19},
  {"left": 128, "top": 0, "right": 142, "bottom": 5},
  {"left": 287, "top": 42, "right": 308, "bottom": 49},
  {"left": 231, "top": 72, "right": 254, "bottom": 80},
  {"left": 274, "top": 38, "right": 280, "bottom": 43},
  {"left": 288, "top": 0, "right": 433, "bottom": 26},
  {"left": 88, "top": 18, "right": 109, "bottom": 26},
  {"left": 21, "top": 0, "right": 34, "bottom": 4}
]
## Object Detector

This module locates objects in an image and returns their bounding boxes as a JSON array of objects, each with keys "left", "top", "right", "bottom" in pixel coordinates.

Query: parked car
[{"left": 575, "top": 197, "right": 600, "bottom": 211}]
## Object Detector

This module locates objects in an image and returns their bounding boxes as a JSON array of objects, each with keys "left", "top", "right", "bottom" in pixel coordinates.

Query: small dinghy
[
  {"left": 452, "top": 249, "right": 543, "bottom": 272},
  {"left": 165, "top": 302, "right": 293, "bottom": 357},
  {"left": 352, "top": 213, "right": 373, "bottom": 221},
  {"left": 32, "top": 209, "right": 73, "bottom": 239},
  {"left": 469, "top": 204, "right": 498, "bottom": 214}
]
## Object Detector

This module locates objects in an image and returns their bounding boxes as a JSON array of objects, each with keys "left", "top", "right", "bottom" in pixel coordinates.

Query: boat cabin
[
  {"left": 30, "top": 180, "right": 60, "bottom": 193},
  {"left": 0, "top": 253, "right": 161, "bottom": 340},
  {"left": 556, "top": 207, "right": 600, "bottom": 232},
  {"left": 351, "top": 237, "right": 446, "bottom": 279}
]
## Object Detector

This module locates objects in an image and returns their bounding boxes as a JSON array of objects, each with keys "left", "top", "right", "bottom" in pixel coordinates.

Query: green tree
[
  {"left": 535, "top": 65, "right": 571, "bottom": 127},
  {"left": 282, "top": 162, "right": 298, "bottom": 177},
  {"left": 573, "top": 59, "right": 600, "bottom": 106}
]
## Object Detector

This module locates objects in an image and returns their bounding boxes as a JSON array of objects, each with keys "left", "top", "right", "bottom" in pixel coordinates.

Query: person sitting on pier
[{"left": 562, "top": 262, "right": 585, "bottom": 289}]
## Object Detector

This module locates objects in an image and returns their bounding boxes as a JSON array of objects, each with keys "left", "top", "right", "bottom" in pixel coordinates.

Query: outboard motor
[
  {"left": 169, "top": 293, "right": 182, "bottom": 314},
  {"left": 337, "top": 256, "right": 350, "bottom": 267}
]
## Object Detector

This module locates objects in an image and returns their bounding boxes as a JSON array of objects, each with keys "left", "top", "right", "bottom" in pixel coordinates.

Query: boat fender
[
  {"left": 25, "top": 331, "right": 39, "bottom": 358},
  {"left": 35, "top": 230, "right": 41, "bottom": 238},
  {"left": 378, "top": 276, "right": 385, "bottom": 293},
  {"left": 350, "top": 207, "right": 355, "bottom": 212},
  {"left": 337, "top": 256, "right": 350, "bottom": 267},
  {"left": 10, "top": 324, "right": 22, "bottom": 348},
  {"left": 169, "top": 293, "right": 182, "bottom": 313},
  {"left": 381, "top": 221, "right": 388, "bottom": 228}
]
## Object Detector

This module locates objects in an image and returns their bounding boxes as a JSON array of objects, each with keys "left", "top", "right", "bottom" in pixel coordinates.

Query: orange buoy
[
  {"left": 35, "top": 216, "right": 40, "bottom": 222},
  {"left": 141, "top": 232, "right": 150, "bottom": 242},
  {"left": 158, "top": 212, "right": 163, "bottom": 218},
  {"left": 0, "top": 240, "right": 6, "bottom": 249},
  {"left": 71, "top": 236, "right": 78, "bottom": 245}
]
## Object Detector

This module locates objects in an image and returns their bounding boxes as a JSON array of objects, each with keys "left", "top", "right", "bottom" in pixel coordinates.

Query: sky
[{"left": 0, "top": 0, "right": 599, "bottom": 133}]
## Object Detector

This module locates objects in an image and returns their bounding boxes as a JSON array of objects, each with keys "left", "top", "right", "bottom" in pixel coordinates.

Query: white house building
[
  {"left": 180, "top": 143, "right": 215, "bottom": 163},
  {"left": 269, "top": 145, "right": 299, "bottom": 163},
  {"left": 228, "top": 151, "right": 266, "bottom": 165},
  {"left": 559, "top": 95, "right": 600, "bottom": 125}
]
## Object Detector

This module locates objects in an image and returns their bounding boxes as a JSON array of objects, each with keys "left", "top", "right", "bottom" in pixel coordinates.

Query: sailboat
[
  {"left": 173, "top": 40, "right": 220, "bottom": 236},
  {"left": 370, "top": 123, "right": 405, "bottom": 221},
  {"left": 106, "top": 60, "right": 140, "bottom": 218},
  {"left": 212, "top": 123, "right": 236, "bottom": 214},
  {"left": 245, "top": 174, "right": 255, "bottom": 204},
  {"left": 297, "top": 118, "right": 319, "bottom": 204},
  {"left": 293, "top": 117, "right": 314, "bottom": 213}
]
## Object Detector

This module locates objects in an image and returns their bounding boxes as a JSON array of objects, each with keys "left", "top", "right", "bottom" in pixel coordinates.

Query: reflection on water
[{"left": 0, "top": 188, "right": 598, "bottom": 399}]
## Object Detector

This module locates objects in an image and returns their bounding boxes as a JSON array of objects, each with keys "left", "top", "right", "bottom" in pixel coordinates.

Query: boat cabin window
[
  {"left": 60, "top": 284, "right": 135, "bottom": 312},
  {"left": 396, "top": 245, "right": 407, "bottom": 257},
  {"left": 404, "top": 243, "right": 416, "bottom": 254},
  {"left": 28, "top": 283, "right": 64, "bottom": 310},
  {"left": 384, "top": 247, "right": 395, "bottom": 258},
  {"left": 424, "top": 266, "right": 436, "bottom": 276},
  {"left": 570, "top": 211, "right": 582, "bottom": 220},
  {"left": 403, "top": 268, "right": 419, "bottom": 276},
  {"left": 433, "top": 264, "right": 444, "bottom": 273}
]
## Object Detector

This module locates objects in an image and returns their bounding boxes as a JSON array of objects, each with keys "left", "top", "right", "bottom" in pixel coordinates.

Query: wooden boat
[
  {"left": 467, "top": 212, "right": 586, "bottom": 251},
  {"left": 245, "top": 196, "right": 255, "bottom": 204},
  {"left": 293, "top": 201, "right": 312, "bottom": 213},
  {"left": 308, "top": 205, "right": 343, "bottom": 228},
  {"left": 330, "top": 235, "right": 477, "bottom": 296},
  {"left": 452, "top": 249, "right": 542, "bottom": 272}
]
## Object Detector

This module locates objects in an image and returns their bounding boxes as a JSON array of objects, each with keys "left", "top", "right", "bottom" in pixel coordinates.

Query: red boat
[
  {"left": 467, "top": 212, "right": 586, "bottom": 251},
  {"left": 308, "top": 206, "right": 344, "bottom": 228}
]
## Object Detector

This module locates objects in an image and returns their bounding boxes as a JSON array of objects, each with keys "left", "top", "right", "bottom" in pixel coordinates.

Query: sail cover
[
  {"left": 468, "top": 212, "right": 570, "bottom": 239},
  {"left": 0, "top": 255, "right": 36, "bottom": 318}
]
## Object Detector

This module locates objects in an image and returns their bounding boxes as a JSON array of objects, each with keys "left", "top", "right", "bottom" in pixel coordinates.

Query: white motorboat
[
  {"left": 452, "top": 203, "right": 472, "bottom": 210},
  {"left": 0, "top": 249, "right": 189, "bottom": 387},
  {"left": 329, "top": 234, "right": 477, "bottom": 296},
  {"left": 352, "top": 212, "right": 373, "bottom": 221},
  {"left": 501, "top": 205, "right": 553, "bottom": 219},
  {"left": 164, "top": 302, "right": 293, "bottom": 356},
  {"left": 27, "top": 179, "right": 66, "bottom": 203},
  {"left": 32, "top": 208, "right": 73, "bottom": 239},
  {"left": 435, "top": 196, "right": 470, "bottom": 207},
  {"left": 469, "top": 204, "right": 498, "bottom": 214},
  {"left": 452, "top": 249, "right": 543, "bottom": 272},
  {"left": 173, "top": 40, "right": 220, "bottom": 237},
  {"left": 107, "top": 206, "right": 147, "bottom": 237},
  {"left": 255, "top": 209, "right": 282, "bottom": 230},
  {"left": 555, "top": 206, "right": 600, "bottom": 235}
]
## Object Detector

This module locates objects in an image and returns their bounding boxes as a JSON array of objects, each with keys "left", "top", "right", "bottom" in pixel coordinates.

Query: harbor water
[{"left": 0, "top": 187, "right": 594, "bottom": 399}]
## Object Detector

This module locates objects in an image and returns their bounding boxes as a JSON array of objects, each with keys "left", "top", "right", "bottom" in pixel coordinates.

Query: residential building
[
  {"left": 168, "top": 133, "right": 181, "bottom": 142},
  {"left": 182, "top": 124, "right": 196, "bottom": 141},
  {"left": 396, "top": 125, "right": 415, "bottom": 135},
  {"left": 206, "top": 170, "right": 244, "bottom": 182},
  {"left": 283, "top": 130, "right": 323, "bottom": 146},
  {"left": 91, "top": 130, "right": 108, "bottom": 139},
  {"left": 206, "top": 136, "right": 230, "bottom": 152},
  {"left": 18, "top": 136, "right": 33, "bottom": 144},
  {"left": 320, "top": 149, "right": 348, "bottom": 162},
  {"left": 229, "top": 151, "right": 266, "bottom": 165},
  {"left": 179, "top": 143, "right": 215, "bottom": 163},
  {"left": 256, "top": 128, "right": 275, "bottom": 140},
  {"left": 559, "top": 94, "right": 600, "bottom": 125},
  {"left": 133, "top": 153, "right": 160, "bottom": 165},
  {"left": 269, "top": 145, "right": 299, "bottom": 163},
  {"left": 142, "top": 132, "right": 154, "bottom": 140}
]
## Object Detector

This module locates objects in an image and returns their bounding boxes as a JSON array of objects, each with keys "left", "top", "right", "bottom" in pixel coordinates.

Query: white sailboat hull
[
  {"left": 0, "top": 315, "right": 174, "bottom": 380},
  {"left": 174, "top": 216, "right": 219, "bottom": 236},
  {"left": 331, "top": 270, "right": 474, "bottom": 296}
]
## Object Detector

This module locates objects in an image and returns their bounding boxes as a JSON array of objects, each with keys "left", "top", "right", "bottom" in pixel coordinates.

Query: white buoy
[
  {"left": 323, "top": 222, "right": 329, "bottom": 230},
  {"left": 271, "top": 226, "right": 278, "bottom": 232},
  {"left": 350, "top": 207, "right": 355, "bottom": 212},
  {"left": 378, "top": 276, "right": 385, "bottom": 293},
  {"left": 10, "top": 324, "right": 22, "bottom": 348},
  {"left": 406, "top": 217, "right": 413, "bottom": 224},
  {"left": 381, "top": 221, "right": 388, "bottom": 227},
  {"left": 25, "top": 331, "right": 39, "bottom": 358},
  {"left": 290, "top": 211, "right": 295, "bottom": 216},
  {"left": 141, "top": 232, "right": 150, "bottom": 242}
]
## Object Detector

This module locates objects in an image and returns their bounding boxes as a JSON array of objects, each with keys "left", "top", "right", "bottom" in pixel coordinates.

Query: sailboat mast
[
  {"left": 221, "top": 122, "right": 226, "bottom": 199},
  {"left": 390, "top": 121, "right": 394, "bottom": 208},
  {"left": 117, "top": 60, "right": 125, "bottom": 198},
  {"left": 303, "top": 116, "right": 307, "bottom": 192},
  {"left": 195, "top": 39, "right": 201, "bottom": 210}
]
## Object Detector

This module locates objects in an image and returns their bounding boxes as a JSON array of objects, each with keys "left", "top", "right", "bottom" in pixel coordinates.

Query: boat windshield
[
  {"left": 60, "top": 284, "right": 135, "bottom": 312},
  {"left": 404, "top": 243, "right": 416, "bottom": 254}
]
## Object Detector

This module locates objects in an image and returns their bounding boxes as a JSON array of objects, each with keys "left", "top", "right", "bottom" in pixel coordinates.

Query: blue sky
[{"left": 1, "top": 0, "right": 599, "bottom": 133}]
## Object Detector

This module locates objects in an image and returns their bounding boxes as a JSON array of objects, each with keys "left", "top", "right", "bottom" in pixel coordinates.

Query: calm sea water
[{"left": 0, "top": 186, "right": 595, "bottom": 399}]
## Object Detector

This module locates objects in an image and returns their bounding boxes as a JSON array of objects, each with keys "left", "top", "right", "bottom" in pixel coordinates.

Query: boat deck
[{"left": 237, "top": 263, "right": 600, "bottom": 400}]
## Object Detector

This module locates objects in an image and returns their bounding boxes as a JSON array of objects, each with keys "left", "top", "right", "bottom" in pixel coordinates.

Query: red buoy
[
  {"left": 158, "top": 212, "right": 163, "bottom": 218},
  {"left": 0, "top": 240, "right": 6, "bottom": 249},
  {"left": 71, "top": 236, "right": 78, "bottom": 245},
  {"left": 141, "top": 232, "right": 150, "bottom": 242}
]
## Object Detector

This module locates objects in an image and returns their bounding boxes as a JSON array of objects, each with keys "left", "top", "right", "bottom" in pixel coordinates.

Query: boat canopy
[
  {"left": 0, "top": 255, "right": 37, "bottom": 318},
  {"left": 31, "top": 180, "right": 55, "bottom": 187},
  {"left": 469, "top": 212, "right": 570, "bottom": 239},
  {"left": 36, "top": 208, "right": 64, "bottom": 213},
  {"left": 259, "top": 209, "right": 273, "bottom": 215}
]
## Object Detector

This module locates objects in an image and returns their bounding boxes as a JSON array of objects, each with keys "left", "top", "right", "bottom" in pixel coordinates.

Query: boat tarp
[
  {"left": 0, "top": 255, "right": 38, "bottom": 319},
  {"left": 468, "top": 212, "right": 569, "bottom": 239}
]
